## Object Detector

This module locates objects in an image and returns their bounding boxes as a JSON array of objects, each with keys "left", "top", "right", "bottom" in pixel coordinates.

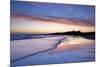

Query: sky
[{"left": 11, "top": 1, "right": 95, "bottom": 34}]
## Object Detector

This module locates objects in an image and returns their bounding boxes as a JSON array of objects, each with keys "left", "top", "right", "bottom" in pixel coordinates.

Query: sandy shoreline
[
  {"left": 11, "top": 36, "right": 65, "bottom": 62},
  {"left": 11, "top": 36, "right": 95, "bottom": 66}
]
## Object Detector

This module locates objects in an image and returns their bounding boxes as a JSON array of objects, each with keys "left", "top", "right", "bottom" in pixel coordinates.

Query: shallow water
[{"left": 11, "top": 35, "right": 95, "bottom": 66}]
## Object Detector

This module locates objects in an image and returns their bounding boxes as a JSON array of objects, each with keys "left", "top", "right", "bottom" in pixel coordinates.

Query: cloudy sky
[{"left": 11, "top": 1, "right": 95, "bottom": 34}]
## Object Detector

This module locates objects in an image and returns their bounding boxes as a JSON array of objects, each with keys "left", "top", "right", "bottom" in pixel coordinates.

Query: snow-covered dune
[{"left": 11, "top": 36, "right": 65, "bottom": 62}]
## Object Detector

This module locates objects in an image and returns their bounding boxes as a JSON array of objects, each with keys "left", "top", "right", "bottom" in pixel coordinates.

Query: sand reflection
[{"left": 52, "top": 36, "right": 95, "bottom": 53}]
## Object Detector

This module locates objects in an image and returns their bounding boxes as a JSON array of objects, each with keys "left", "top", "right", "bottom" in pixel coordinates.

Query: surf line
[{"left": 11, "top": 36, "right": 66, "bottom": 63}]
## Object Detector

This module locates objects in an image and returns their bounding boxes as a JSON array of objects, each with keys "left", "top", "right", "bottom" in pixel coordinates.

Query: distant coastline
[
  {"left": 11, "top": 31, "right": 95, "bottom": 40},
  {"left": 49, "top": 31, "right": 95, "bottom": 40}
]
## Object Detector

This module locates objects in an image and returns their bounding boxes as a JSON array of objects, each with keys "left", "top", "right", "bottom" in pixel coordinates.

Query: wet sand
[{"left": 11, "top": 35, "right": 95, "bottom": 66}]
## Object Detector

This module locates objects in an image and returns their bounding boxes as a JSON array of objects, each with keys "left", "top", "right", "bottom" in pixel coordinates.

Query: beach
[{"left": 11, "top": 35, "right": 95, "bottom": 66}]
